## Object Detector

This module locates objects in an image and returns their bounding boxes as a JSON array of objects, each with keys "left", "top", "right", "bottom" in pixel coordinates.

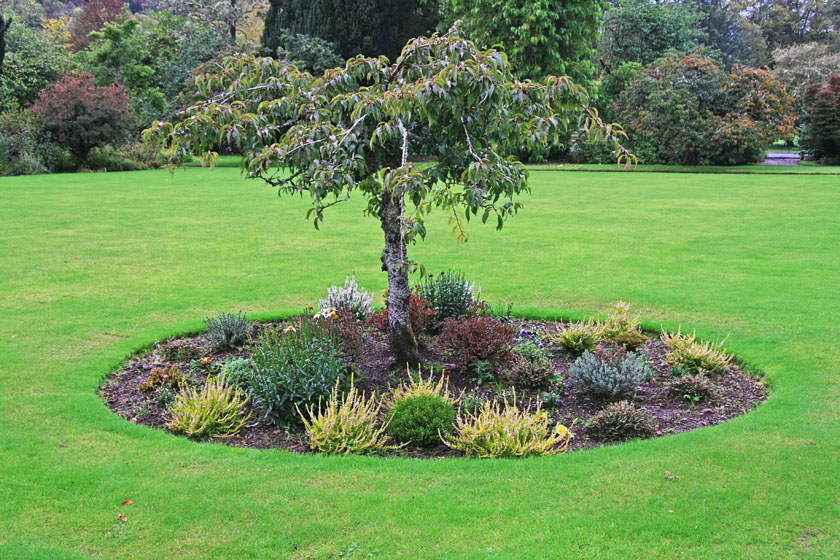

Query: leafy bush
[
  {"left": 586, "top": 401, "right": 657, "bottom": 442},
  {"left": 442, "top": 395, "right": 572, "bottom": 458},
  {"left": 272, "top": 29, "right": 344, "bottom": 75},
  {"left": 417, "top": 271, "right": 476, "bottom": 323},
  {"left": 611, "top": 54, "right": 795, "bottom": 165},
  {"left": 0, "top": 109, "right": 56, "bottom": 176},
  {"left": 551, "top": 320, "right": 601, "bottom": 353},
  {"left": 666, "top": 372, "right": 717, "bottom": 402},
  {"left": 503, "top": 355, "right": 556, "bottom": 389},
  {"left": 204, "top": 311, "right": 251, "bottom": 351},
  {"left": 166, "top": 374, "right": 251, "bottom": 439},
  {"left": 388, "top": 394, "right": 456, "bottom": 447},
  {"left": 367, "top": 291, "right": 437, "bottom": 338},
  {"left": 801, "top": 75, "right": 840, "bottom": 163},
  {"left": 220, "top": 357, "right": 253, "bottom": 392},
  {"left": 85, "top": 145, "right": 145, "bottom": 171},
  {"left": 319, "top": 308, "right": 367, "bottom": 358},
  {"left": 249, "top": 329, "right": 350, "bottom": 424},
  {"left": 661, "top": 327, "right": 732, "bottom": 373},
  {"left": 569, "top": 347, "right": 651, "bottom": 399},
  {"left": 319, "top": 276, "right": 374, "bottom": 319},
  {"left": 30, "top": 73, "right": 135, "bottom": 167},
  {"left": 438, "top": 316, "right": 516, "bottom": 375},
  {"left": 299, "top": 379, "right": 399, "bottom": 455},
  {"left": 513, "top": 330, "right": 550, "bottom": 363},
  {"left": 157, "top": 338, "right": 200, "bottom": 362},
  {"left": 140, "top": 365, "right": 185, "bottom": 392},
  {"left": 600, "top": 301, "right": 647, "bottom": 348}
]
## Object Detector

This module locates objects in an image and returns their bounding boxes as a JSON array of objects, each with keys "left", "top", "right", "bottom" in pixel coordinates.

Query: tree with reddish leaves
[
  {"left": 70, "top": 0, "right": 127, "bottom": 51},
  {"left": 802, "top": 75, "right": 840, "bottom": 163},
  {"left": 31, "top": 73, "right": 135, "bottom": 168}
]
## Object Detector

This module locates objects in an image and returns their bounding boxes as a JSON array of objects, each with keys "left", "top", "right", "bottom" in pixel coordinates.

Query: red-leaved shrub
[
  {"left": 802, "top": 75, "right": 840, "bottom": 163},
  {"left": 438, "top": 316, "right": 516, "bottom": 374},
  {"left": 367, "top": 292, "right": 437, "bottom": 338},
  {"left": 31, "top": 73, "right": 135, "bottom": 167}
]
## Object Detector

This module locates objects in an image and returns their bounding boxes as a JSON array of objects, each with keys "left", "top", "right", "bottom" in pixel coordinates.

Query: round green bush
[{"left": 388, "top": 394, "right": 456, "bottom": 447}]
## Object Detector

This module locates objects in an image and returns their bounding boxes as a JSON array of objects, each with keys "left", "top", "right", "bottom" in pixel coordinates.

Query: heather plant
[
  {"left": 569, "top": 347, "right": 651, "bottom": 399},
  {"left": 417, "top": 271, "right": 477, "bottom": 324},
  {"left": 666, "top": 373, "right": 717, "bottom": 403},
  {"left": 388, "top": 394, "right": 456, "bottom": 447},
  {"left": 600, "top": 301, "right": 647, "bottom": 349},
  {"left": 586, "top": 401, "right": 657, "bottom": 442},
  {"left": 442, "top": 393, "right": 573, "bottom": 458},
  {"left": 319, "top": 276, "right": 374, "bottom": 320},
  {"left": 514, "top": 330, "right": 550, "bottom": 363},
  {"left": 503, "top": 355, "right": 556, "bottom": 389},
  {"left": 438, "top": 316, "right": 516, "bottom": 376},
  {"left": 661, "top": 327, "right": 732, "bottom": 373},
  {"left": 249, "top": 328, "right": 350, "bottom": 424},
  {"left": 166, "top": 374, "right": 251, "bottom": 439},
  {"left": 204, "top": 311, "right": 252, "bottom": 351},
  {"left": 299, "top": 379, "right": 399, "bottom": 455},
  {"left": 157, "top": 337, "right": 200, "bottom": 362},
  {"left": 387, "top": 367, "right": 459, "bottom": 407},
  {"left": 551, "top": 320, "right": 602, "bottom": 353}
]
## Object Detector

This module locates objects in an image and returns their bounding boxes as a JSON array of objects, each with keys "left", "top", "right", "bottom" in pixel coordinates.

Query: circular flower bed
[{"left": 101, "top": 276, "right": 766, "bottom": 458}]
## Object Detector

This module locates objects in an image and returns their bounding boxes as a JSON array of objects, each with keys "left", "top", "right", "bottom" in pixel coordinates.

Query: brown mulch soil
[{"left": 100, "top": 318, "right": 767, "bottom": 458}]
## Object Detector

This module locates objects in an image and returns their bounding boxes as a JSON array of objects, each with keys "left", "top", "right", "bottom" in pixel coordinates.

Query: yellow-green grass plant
[
  {"left": 1, "top": 167, "right": 839, "bottom": 558},
  {"left": 661, "top": 327, "right": 733, "bottom": 373}
]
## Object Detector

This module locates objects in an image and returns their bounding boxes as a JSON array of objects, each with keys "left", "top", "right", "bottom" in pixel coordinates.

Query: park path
[{"left": 761, "top": 151, "right": 802, "bottom": 165}]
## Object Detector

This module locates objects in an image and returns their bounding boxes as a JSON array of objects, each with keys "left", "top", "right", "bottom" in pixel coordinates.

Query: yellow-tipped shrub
[
  {"left": 442, "top": 393, "right": 572, "bottom": 458},
  {"left": 601, "top": 301, "right": 648, "bottom": 348},
  {"left": 386, "top": 366, "right": 460, "bottom": 407},
  {"left": 166, "top": 374, "right": 251, "bottom": 438},
  {"left": 299, "top": 379, "right": 401, "bottom": 455},
  {"left": 661, "top": 327, "right": 732, "bottom": 373},
  {"left": 550, "top": 319, "right": 603, "bottom": 353}
]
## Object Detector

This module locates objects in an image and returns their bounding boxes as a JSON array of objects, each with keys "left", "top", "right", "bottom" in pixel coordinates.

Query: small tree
[
  {"left": 32, "top": 73, "right": 135, "bottom": 167},
  {"left": 145, "top": 28, "right": 631, "bottom": 364},
  {"left": 801, "top": 75, "right": 840, "bottom": 163},
  {"left": 69, "top": 0, "right": 127, "bottom": 51},
  {"left": 0, "top": 12, "right": 12, "bottom": 80}
]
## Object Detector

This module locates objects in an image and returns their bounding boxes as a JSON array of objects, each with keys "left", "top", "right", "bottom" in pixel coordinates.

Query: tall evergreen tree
[
  {"left": 0, "top": 13, "right": 11, "bottom": 80},
  {"left": 261, "top": 0, "right": 441, "bottom": 61}
]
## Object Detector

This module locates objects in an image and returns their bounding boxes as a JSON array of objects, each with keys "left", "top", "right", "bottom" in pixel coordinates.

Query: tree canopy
[{"left": 145, "top": 27, "right": 632, "bottom": 363}]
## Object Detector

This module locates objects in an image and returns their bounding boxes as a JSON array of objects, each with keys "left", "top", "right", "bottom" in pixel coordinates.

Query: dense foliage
[
  {"left": 772, "top": 43, "right": 840, "bottom": 112},
  {"left": 438, "top": 315, "right": 516, "bottom": 374},
  {"left": 801, "top": 75, "right": 840, "bottom": 162},
  {"left": 585, "top": 400, "right": 657, "bottom": 442},
  {"left": 261, "top": 0, "right": 440, "bottom": 61},
  {"left": 568, "top": 346, "right": 651, "bottom": 399},
  {"left": 417, "top": 271, "right": 476, "bottom": 324},
  {"left": 166, "top": 374, "right": 252, "bottom": 439},
  {"left": 31, "top": 73, "right": 135, "bottom": 167},
  {"left": 611, "top": 54, "right": 796, "bottom": 165},
  {"left": 388, "top": 394, "right": 456, "bottom": 446}
]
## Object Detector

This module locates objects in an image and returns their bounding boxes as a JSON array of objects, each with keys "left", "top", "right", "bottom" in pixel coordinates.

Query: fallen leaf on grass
[
  {"left": 121, "top": 500, "right": 133, "bottom": 506},
  {"left": 12, "top": 334, "right": 18, "bottom": 338},
  {"left": 664, "top": 471, "right": 680, "bottom": 480},
  {"left": 58, "top": 442, "right": 68, "bottom": 447},
  {"left": 117, "top": 515, "right": 127, "bottom": 523},
  {"left": 805, "top": 442, "right": 816, "bottom": 446}
]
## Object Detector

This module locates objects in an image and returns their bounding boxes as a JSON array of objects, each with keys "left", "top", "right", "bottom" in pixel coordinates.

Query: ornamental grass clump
[
  {"left": 600, "top": 301, "right": 647, "bottom": 349},
  {"left": 166, "top": 374, "right": 251, "bottom": 439},
  {"left": 318, "top": 275, "right": 374, "bottom": 319},
  {"left": 204, "top": 311, "right": 252, "bottom": 351},
  {"left": 586, "top": 401, "right": 657, "bottom": 442},
  {"left": 441, "top": 393, "right": 572, "bottom": 458},
  {"left": 299, "top": 379, "right": 400, "bottom": 455},
  {"left": 551, "top": 320, "right": 602, "bottom": 353},
  {"left": 661, "top": 327, "right": 732, "bottom": 373},
  {"left": 569, "top": 347, "right": 651, "bottom": 399}
]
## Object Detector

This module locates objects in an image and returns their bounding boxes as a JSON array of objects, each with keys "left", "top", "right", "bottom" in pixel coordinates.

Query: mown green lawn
[{"left": 0, "top": 167, "right": 838, "bottom": 559}]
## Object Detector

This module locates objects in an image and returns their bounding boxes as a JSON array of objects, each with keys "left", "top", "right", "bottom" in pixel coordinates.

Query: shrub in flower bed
[
  {"left": 389, "top": 394, "right": 456, "bottom": 447},
  {"left": 367, "top": 291, "right": 437, "bottom": 338},
  {"left": 417, "top": 270, "right": 476, "bottom": 324},
  {"left": 568, "top": 347, "right": 651, "bottom": 399},
  {"left": 442, "top": 395, "right": 572, "bottom": 458},
  {"left": 299, "top": 380, "right": 399, "bottom": 455},
  {"left": 140, "top": 365, "right": 185, "bottom": 392},
  {"left": 666, "top": 372, "right": 717, "bottom": 402},
  {"left": 503, "top": 355, "right": 557, "bottom": 389},
  {"left": 204, "top": 311, "right": 252, "bottom": 351},
  {"left": 220, "top": 357, "right": 253, "bottom": 392},
  {"left": 551, "top": 320, "right": 601, "bottom": 353},
  {"left": 600, "top": 301, "right": 648, "bottom": 349},
  {"left": 314, "top": 308, "right": 368, "bottom": 358},
  {"left": 248, "top": 326, "right": 351, "bottom": 425},
  {"left": 586, "top": 401, "right": 657, "bottom": 442},
  {"left": 438, "top": 315, "right": 516, "bottom": 375},
  {"left": 319, "top": 275, "right": 374, "bottom": 320},
  {"left": 166, "top": 374, "right": 252, "bottom": 439},
  {"left": 661, "top": 328, "right": 732, "bottom": 373}
]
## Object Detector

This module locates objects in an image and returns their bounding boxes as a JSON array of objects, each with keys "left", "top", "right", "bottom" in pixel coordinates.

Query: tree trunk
[
  {"left": 378, "top": 187, "right": 420, "bottom": 366},
  {"left": 229, "top": 0, "right": 237, "bottom": 42}
]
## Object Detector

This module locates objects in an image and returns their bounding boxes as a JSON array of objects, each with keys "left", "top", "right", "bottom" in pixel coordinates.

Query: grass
[
  {"left": 532, "top": 162, "right": 840, "bottom": 174},
  {"left": 1, "top": 167, "right": 839, "bottom": 559}
]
